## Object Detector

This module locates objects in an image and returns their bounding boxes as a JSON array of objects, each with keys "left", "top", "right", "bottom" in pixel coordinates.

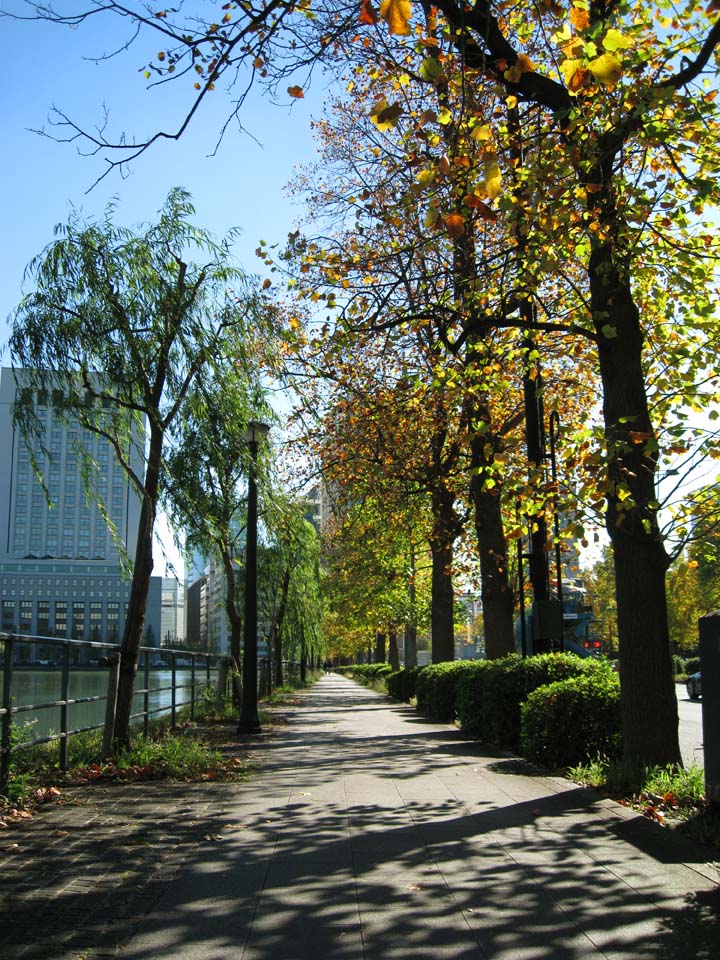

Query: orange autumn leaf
[
  {"left": 358, "top": 0, "right": 379, "bottom": 25},
  {"left": 442, "top": 213, "right": 465, "bottom": 238},
  {"left": 568, "top": 65, "right": 591, "bottom": 93},
  {"left": 379, "top": 0, "right": 412, "bottom": 35},
  {"left": 287, "top": 85, "right": 305, "bottom": 99},
  {"left": 569, "top": 6, "right": 590, "bottom": 31},
  {"left": 463, "top": 195, "right": 499, "bottom": 221}
]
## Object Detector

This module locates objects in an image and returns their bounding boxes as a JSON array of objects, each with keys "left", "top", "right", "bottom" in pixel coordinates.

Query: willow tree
[
  {"left": 164, "top": 369, "right": 273, "bottom": 702},
  {"left": 10, "top": 188, "right": 273, "bottom": 749}
]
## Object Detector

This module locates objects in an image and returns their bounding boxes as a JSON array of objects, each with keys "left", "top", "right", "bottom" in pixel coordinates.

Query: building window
[
  {"left": 19, "top": 600, "right": 32, "bottom": 634},
  {"left": 37, "top": 600, "right": 50, "bottom": 637},
  {"left": 71, "top": 602, "right": 85, "bottom": 641},
  {"left": 2, "top": 601, "right": 15, "bottom": 631},
  {"left": 55, "top": 601, "right": 67, "bottom": 638}
]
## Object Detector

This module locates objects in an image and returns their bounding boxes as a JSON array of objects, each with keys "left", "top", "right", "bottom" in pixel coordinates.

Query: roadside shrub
[
  {"left": 457, "top": 653, "right": 606, "bottom": 749},
  {"left": 672, "top": 655, "right": 685, "bottom": 677},
  {"left": 415, "top": 660, "right": 476, "bottom": 722},
  {"left": 386, "top": 666, "right": 425, "bottom": 702},
  {"left": 520, "top": 671, "right": 622, "bottom": 768},
  {"left": 344, "top": 664, "right": 393, "bottom": 686},
  {"left": 684, "top": 656, "right": 701, "bottom": 675}
]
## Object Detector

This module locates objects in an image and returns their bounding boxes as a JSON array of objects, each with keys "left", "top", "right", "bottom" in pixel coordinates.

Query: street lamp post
[{"left": 237, "top": 420, "right": 269, "bottom": 734}]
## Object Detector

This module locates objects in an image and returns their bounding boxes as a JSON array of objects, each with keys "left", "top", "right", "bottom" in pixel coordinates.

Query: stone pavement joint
[{"left": 1, "top": 674, "right": 719, "bottom": 959}]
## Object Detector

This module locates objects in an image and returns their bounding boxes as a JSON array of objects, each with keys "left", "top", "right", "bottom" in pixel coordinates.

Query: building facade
[{"left": 0, "top": 368, "right": 175, "bottom": 660}]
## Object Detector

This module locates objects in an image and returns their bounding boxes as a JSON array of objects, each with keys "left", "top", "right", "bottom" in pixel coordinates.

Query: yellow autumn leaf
[
  {"left": 379, "top": 0, "right": 412, "bottom": 35},
  {"left": 561, "top": 58, "right": 585, "bottom": 88},
  {"left": 470, "top": 123, "right": 493, "bottom": 142},
  {"left": 424, "top": 207, "right": 440, "bottom": 229},
  {"left": 603, "top": 28, "right": 633, "bottom": 52},
  {"left": 484, "top": 159, "right": 502, "bottom": 199},
  {"left": 369, "top": 98, "right": 403, "bottom": 130},
  {"left": 438, "top": 107, "right": 452, "bottom": 125},
  {"left": 416, "top": 168, "right": 436, "bottom": 188},
  {"left": 588, "top": 53, "right": 623, "bottom": 84}
]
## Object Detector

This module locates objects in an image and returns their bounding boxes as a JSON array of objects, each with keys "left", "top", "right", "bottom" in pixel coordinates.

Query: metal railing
[{"left": 0, "top": 632, "right": 221, "bottom": 791}]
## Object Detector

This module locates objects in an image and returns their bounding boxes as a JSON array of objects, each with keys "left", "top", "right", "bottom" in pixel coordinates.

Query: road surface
[{"left": 675, "top": 682, "right": 704, "bottom": 767}]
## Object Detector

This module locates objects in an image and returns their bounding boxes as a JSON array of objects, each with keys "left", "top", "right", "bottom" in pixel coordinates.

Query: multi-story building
[{"left": 0, "top": 367, "right": 177, "bottom": 660}]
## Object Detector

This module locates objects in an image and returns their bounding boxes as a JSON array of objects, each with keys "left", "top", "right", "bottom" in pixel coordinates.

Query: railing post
[
  {"left": 1, "top": 636, "right": 14, "bottom": 794},
  {"left": 101, "top": 653, "right": 121, "bottom": 760},
  {"left": 143, "top": 651, "right": 150, "bottom": 739},
  {"left": 171, "top": 651, "right": 177, "bottom": 730},
  {"left": 190, "top": 654, "right": 196, "bottom": 721},
  {"left": 59, "top": 642, "right": 70, "bottom": 771}
]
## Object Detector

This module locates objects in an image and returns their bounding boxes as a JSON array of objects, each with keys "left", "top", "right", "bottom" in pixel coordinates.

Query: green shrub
[
  {"left": 344, "top": 664, "right": 393, "bottom": 686},
  {"left": 386, "top": 666, "right": 425, "bottom": 702},
  {"left": 455, "top": 660, "right": 492, "bottom": 738},
  {"left": 672, "top": 655, "right": 685, "bottom": 677},
  {"left": 457, "top": 653, "right": 606, "bottom": 749},
  {"left": 684, "top": 656, "right": 701, "bottom": 675},
  {"left": 520, "top": 671, "right": 622, "bottom": 768},
  {"left": 415, "top": 660, "right": 476, "bottom": 722}
]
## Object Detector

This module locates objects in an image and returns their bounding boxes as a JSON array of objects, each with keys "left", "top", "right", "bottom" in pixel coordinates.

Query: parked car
[{"left": 686, "top": 671, "right": 702, "bottom": 701}]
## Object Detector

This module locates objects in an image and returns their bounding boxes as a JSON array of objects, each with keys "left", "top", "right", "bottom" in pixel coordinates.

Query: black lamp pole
[{"left": 237, "top": 421, "right": 269, "bottom": 734}]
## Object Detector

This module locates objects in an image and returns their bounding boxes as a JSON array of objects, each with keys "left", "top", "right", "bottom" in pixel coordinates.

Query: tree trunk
[
  {"left": 388, "top": 626, "right": 400, "bottom": 671},
  {"left": 590, "top": 195, "right": 680, "bottom": 766},
  {"left": 221, "top": 547, "right": 243, "bottom": 708},
  {"left": 113, "top": 423, "right": 163, "bottom": 750},
  {"left": 465, "top": 399, "right": 515, "bottom": 659},
  {"left": 404, "top": 624, "right": 418, "bottom": 667},
  {"left": 274, "top": 566, "right": 292, "bottom": 687},
  {"left": 375, "top": 631, "right": 386, "bottom": 663},
  {"left": 429, "top": 485, "right": 456, "bottom": 663},
  {"left": 300, "top": 626, "right": 307, "bottom": 684}
]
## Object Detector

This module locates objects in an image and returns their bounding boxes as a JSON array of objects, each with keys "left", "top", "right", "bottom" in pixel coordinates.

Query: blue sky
[
  {"left": 2, "top": 8, "right": 332, "bottom": 576},
  {"left": 1, "top": 9, "right": 328, "bottom": 343}
]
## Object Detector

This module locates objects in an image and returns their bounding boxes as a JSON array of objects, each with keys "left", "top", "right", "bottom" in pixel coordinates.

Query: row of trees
[
  {"left": 9, "top": 1, "right": 720, "bottom": 767},
  {"left": 10, "top": 189, "right": 325, "bottom": 748}
]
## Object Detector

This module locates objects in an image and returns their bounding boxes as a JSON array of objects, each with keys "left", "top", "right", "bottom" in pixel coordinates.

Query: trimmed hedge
[
  {"left": 386, "top": 666, "right": 425, "bottom": 702},
  {"left": 415, "top": 660, "right": 477, "bottom": 722},
  {"left": 456, "top": 653, "right": 608, "bottom": 749},
  {"left": 520, "top": 671, "right": 622, "bottom": 768}
]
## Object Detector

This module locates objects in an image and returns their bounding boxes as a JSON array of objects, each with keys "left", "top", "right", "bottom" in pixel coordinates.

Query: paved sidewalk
[{"left": 2, "top": 674, "right": 719, "bottom": 959}]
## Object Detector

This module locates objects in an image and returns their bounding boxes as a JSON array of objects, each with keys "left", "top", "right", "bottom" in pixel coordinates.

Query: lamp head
[{"left": 244, "top": 421, "right": 270, "bottom": 443}]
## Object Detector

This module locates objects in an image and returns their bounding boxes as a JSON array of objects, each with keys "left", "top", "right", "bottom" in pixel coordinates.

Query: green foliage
[
  {"left": 684, "top": 656, "right": 701, "bottom": 675},
  {"left": 569, "top": 757, "right": 706, "bottom": 816},
  {"left": 386, "top": 666, "right": 425, "bottom": 702},
  {"left": 520, "top": 672, "right": 622, "bottom": 768},
  {"left": 344, "top": 664, "right": 394, "bottom": 686},
  {"left": 114, "top": 733, "right": 226, "bottom": 779},
  {"left": 415, "top": 660, "right": 477, "bottom": 723},
  {"left": 456, "top": 654, "right": 605, "bottom": 748}
]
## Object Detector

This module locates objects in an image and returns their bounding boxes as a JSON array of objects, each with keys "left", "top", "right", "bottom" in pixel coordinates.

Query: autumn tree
[
  {"left": 14, "top": 1, "right": 720, "bottom": 766},
  {"left": 10, "top": 188, "right": 276, "bottom": 748}
]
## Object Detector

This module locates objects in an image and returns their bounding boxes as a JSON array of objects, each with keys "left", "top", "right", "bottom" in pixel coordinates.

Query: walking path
[{"left": 1, "top": 674, "right": 719, "bottom": 959}]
